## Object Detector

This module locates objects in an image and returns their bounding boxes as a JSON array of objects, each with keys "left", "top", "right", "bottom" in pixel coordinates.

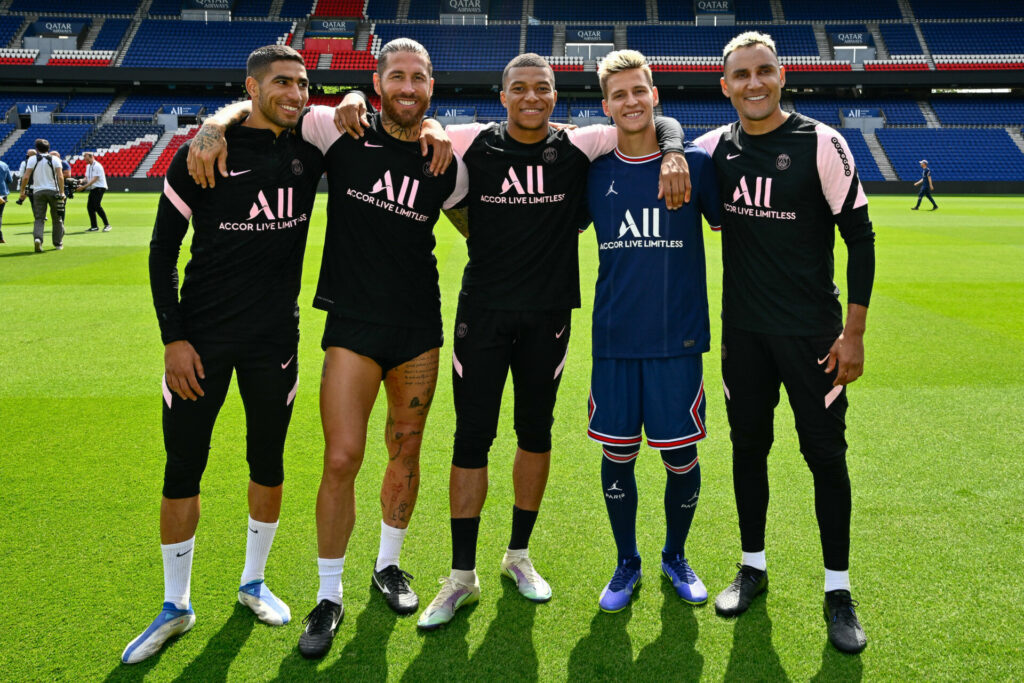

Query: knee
[
  {"left": 386, "top": 419, "right": 426, "bottom": 457},
  {"left": 661, "top": 445, "right": 700, "bottom": 476},
  {"left": 453, "top": 431, "right": 491, "bottom": 469},
  {"left": 515, "top": 425, "right": 552, "bottom": 455},
  {"left": 162, "top": 452, "right": 207, "bottom": 499},
  {"left": 323, "top": 442, "right": 364, "bottom": 482},
  {"left": 247, "top": 450, "right": 284, "bottom": 488}
]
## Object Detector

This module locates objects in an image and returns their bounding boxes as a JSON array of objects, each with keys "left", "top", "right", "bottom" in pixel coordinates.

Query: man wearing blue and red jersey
[
  {"left": 585, "top": 50, "right": 721, "bottom": 613},
  {"left": 695, "top": 31, "right": 875, "bottom": 654}
]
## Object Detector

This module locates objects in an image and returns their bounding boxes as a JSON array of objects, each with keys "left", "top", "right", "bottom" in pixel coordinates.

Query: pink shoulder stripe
[{"left": 163, "top": 178, "right": 192, "bottom": 220}]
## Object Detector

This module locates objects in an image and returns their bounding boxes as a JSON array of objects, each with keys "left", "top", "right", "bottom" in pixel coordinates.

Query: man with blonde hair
[
  {"left": 695, "top": 31, "right": 875, "bottom": 654},
  {"left": 587, "top": 49, "right": 721, "bottom": 613}
]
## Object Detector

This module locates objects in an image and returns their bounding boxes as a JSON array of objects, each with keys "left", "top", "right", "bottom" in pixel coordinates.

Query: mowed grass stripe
[{"left": 1, "top": 193, "right": 1022, "bottom": 681}]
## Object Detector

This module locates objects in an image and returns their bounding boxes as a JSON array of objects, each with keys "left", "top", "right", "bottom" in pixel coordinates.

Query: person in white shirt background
[{"left": 80, "top": 152, "right": 111, "bottom": 232}]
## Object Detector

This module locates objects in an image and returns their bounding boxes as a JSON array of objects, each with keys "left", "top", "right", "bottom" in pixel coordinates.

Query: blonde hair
[
  {"left": 598, "top": 49, "right": 653, "bottom": 97},
  {"left": 722, "top": 31, "right": 777, "bottom": 67}
]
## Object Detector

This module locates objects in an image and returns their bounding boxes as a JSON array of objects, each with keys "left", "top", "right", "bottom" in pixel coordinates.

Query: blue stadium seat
[
  {"left": 115, "top": 94, "right": 239, "bottom": 119},
  {"left": 365, "top": 0, "right": 399, "bottom": 20},
  {"left": 657, "top": 1, "right": 695, "bottom": 22},
  {"left": 878, "top": 23, "right": 923, "bottom": 55},
  {"left": 921, "top": 22, "right": 1024, "bottom": 55},
  {"left": 629, "top": 25, "right": 818, "bottom": 56},
  {"left": 909, "top": 0, "right": 1024, "bottom": 19},
  {"left": 792, "top": 97, "right": 926, "bottom": 126},
  {"left": 930, "top": 97, "right": 1024, "bottom": 126},
  {"left": 660, "top": 97, "right": 738, "bottom": 128},
  {"left": 525, "top": 25, "right": 553, "bottom": 56},
  {"left": 878, "top": 129, "right": 1024, "bottom": 181},
  {"left": 488, "top": 0, "right": 523, "bottom": 21},
  {"left": 92, "top": 18, "right": 132, "bottom": 51},
  {"left": 533, "top": 0, "right": 645, "bottom": 22},
  {"left": 374, "top": 25, "right": 520, "bottom": 71},
  {"left": 148, "top": 0, "right": 184, "bottom": 16},
  {"left": 780, "top": 0, "right": 901, "bottom": 20},
  {"left": 10, "top": 0, "right": 139, "bottom": 12},
  {"left": 78, "top": 123, "right": 165, "bottom": 153},
  {"left": 0, "top": 15, "right": 25, "bottom": 48},
  {"left": 734, "top": 0, "right": 774, "bottom": 22},
  {"left": 232, "top": 0, "right": 274, "bottom": 17},
  {"left": 0, "top": 123, "right": 16, "bottom": 147},
  {"left": 280, "top": 0, "right": 316, "bottom": 18},
  {"left": 121, "top": 20, "right": 291, "bottom": 69},
  {"left": 1, "top": 123, "right": 94, "bottom": 167}
]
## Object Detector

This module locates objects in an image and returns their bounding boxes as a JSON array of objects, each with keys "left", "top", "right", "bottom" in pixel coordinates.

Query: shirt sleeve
[
  {"left": 653, "top": 116, "right": 685, "bottom": 155},
  {"left": 566, "top": 125, "right": 619, "bottom": 160},
  {"left": 696, "top": 153, "right": 722, "bottom": 230},
  {"left": 447, "top": 122, "right": 487, "bottom": 158},
  {"left": 443, "top": 154, "right": 470, "bottom": 210},
  {"left": 815, "top": 125, "right": 875, "bottom": 307},
  {"left": 298, "top": 104, "right": 345, "bottom": 155},
  {"left": 149, "top": 144, "right": 199, "bottom": 345}
]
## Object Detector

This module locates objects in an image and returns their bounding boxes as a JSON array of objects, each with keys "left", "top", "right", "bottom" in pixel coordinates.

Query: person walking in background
[
  {"left": 80, "top": 152, "right": 112, "bottom": 232},
  {"left": 18, "top": 139, "right": 65, "bottom": 253},
  {"left": 912, "top": 159, "right": 937, "bottom": 210},
  {"left": 0, "top": 157, "right": 12, "bottom": 244}
]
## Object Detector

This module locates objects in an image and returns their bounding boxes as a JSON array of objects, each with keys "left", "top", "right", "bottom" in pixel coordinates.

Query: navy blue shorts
[{"left": 587, "top": 355, "right": 707, "bottom": 454}]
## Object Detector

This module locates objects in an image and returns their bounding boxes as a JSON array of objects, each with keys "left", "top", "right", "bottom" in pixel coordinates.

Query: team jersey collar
[{"left": 614, "top": 147, "right": 661, "bottom": 164}]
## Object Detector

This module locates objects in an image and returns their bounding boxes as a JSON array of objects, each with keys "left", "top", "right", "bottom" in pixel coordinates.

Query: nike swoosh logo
[
  {"left": 817, "top": 355, "right": 829, "bottom": 365},
  {"left": 176, "top": 549, "right": 192, "bottom": 557},
  {"left": 555, "top": 325, "right": 566, "bottom": 339},
  {"left": 281, "top": 355, "right": 294, "bottom": 369},
  {"left": 364, "top": 141, "right": 383, "bottom": 148},
  {"left": 726, "top": 153, "right": 740, "bottom": 160},
  {"left": 229, "top": 169, "right": 251, "bottom": 176},
  {"left": 249, "top": 527, "right": 258, "bottom": 534}
]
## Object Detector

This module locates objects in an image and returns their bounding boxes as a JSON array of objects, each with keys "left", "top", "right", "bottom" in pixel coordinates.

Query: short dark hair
[
  {"left": 502, "top": 53, "right": 554, "bottom": 90},
  {"left": 34, "top": 138, "right": 50, "bottom": 153},
  {"left": 246, "top": 44, "right": 304, "bottom": 81},
  {"left": 377, "top": 38, "right": 432, "bottom": 78}
]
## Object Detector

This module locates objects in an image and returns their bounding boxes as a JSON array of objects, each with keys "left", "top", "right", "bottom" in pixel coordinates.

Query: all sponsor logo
[
  {"left": 723, "top": 176, "right": 797, "bottom": 220},
  {"left": 501, "top": 166, "right": 544, "bottom": 195},
  {"left": 218, "top": 187, "right": 308, "bottom": 231},
  {"left": 599, "top": 208, "right": 684, "bottom": 251},
  {"left": 346, "top": 170, "right": 430, "bottom": 221}
]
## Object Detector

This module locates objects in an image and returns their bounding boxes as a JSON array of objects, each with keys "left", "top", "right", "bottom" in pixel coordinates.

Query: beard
[{"left": 381, "top": 93, "right": 429, "bottom": 130}]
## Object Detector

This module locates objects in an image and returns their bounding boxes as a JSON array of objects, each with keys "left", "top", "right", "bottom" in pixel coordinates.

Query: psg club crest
[
  {"left": 291, "top": 159, "right": 304, "bottom": 175},
  {"left": 542, "top": 147, "right": 558, "bottom": 164},
  {"left": 456, "top": 322, "right": 468, "bottom": 338},
  {"left": 775, "top": 153, "right": 791, "bottom": 171},
  {"left": 422, "top": 162, "right": 435, "bottom": 177}
]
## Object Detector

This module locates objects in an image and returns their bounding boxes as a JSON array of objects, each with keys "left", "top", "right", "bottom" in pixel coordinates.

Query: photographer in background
[
  {"left": 0, "top": 157, "right": 11, "bottom": 244},
  {"left": 80, "top": 152, "right": 111, "bottom": 232},
  {"left": 19, "top": 139, "right": 65, "bottom": 253}
]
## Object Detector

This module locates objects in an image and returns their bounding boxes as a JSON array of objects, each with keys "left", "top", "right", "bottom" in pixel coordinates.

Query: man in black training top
[
  {"left": 122, "top": 45, "right": 324, "bottom": 665},
  {"left": 189, "top": 38, "right": 461, "bottom": 659},
  {"left": 695, "top": 31, "right": 875, "bottom": 655}
]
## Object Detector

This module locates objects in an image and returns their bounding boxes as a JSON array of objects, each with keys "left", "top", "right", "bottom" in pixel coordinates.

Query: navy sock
[
  {"left": 601, "top": 446, "right": 639, "bottom": 562},
  {"left": 508, "top": 505, "right": 538, "bottom": 550},
  {"left": 451, "top": 517, "right": 480, "bottom": 571},
  {"left": 662, "top": 445, "right": 701, "bottom": 558}
]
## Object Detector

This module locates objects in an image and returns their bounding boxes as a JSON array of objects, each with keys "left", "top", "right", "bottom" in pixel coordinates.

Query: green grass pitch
[{"left": 1, "top": 192, "right": 1022, "bottom": 681}]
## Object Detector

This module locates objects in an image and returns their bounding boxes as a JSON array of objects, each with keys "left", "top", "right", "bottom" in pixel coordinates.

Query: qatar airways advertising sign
[{"left": 440, "top": 0, "right": 489, "bottom": 14}]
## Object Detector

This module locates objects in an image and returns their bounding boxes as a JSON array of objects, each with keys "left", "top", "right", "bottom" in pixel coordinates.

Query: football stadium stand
[
  {"left": 69, "top": 138, "right": 156, "bottom": 177},
  {"left": 147, "top": 125, "right": 199, "bottom": 177},
  {"left": 877, "top": 129, "right": 1024, "bottom": 181},
  {"left": 121, "top": 20, "right": 292, "bottom": 69},
  {"left": 0, "top": 0, "right": 1018, "bottom": 186},
  {"left": 1, "top": 123, "right": 93, "bottom": 167}
]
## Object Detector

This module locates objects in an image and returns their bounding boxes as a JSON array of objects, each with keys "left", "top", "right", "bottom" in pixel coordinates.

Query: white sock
[
  {"left": 240, "top": 516, "right": 279, "bottom": 586},
  {"left": 451, "top": 568, "right": 477, "bottom": 586},
  {"left": 824, "top": 569, "right": 851, "bottom": 593},
  {"left": 375, "top": 521, "right": 409, "bottom": 572},
  {"left": 741, "top": 550, "right": 767, "bottom": 571},
  {"left": 162, "top": 537, "right": 195, "bottom": 610},
  {"left": 317, "top": 556, "right": 345, "bottom": 605}
]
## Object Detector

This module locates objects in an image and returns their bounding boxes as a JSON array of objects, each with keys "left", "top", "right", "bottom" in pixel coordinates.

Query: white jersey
[{"left": 85, "top": 161, "right": 107, "bottom": 190}]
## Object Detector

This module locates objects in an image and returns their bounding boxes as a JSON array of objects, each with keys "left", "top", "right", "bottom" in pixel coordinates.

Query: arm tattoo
[
  {"left": 192, "top": 128, "right": 224, "bottom": 152},
  {"left": 444, "top": 208, "right": 470, "bottom": 238}
]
